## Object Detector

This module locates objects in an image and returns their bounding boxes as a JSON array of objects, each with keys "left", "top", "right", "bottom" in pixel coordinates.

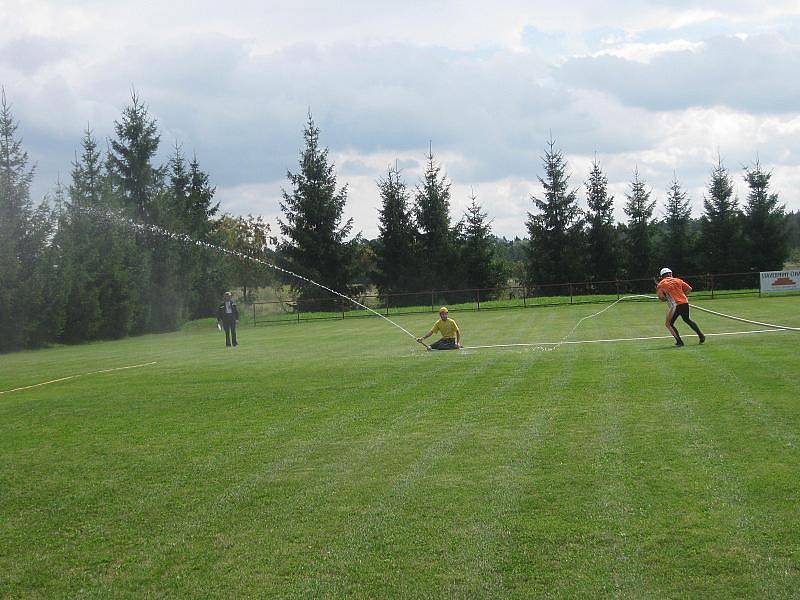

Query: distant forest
[{"left": 1, "top": 90, "right": 797, "bottom": 352}]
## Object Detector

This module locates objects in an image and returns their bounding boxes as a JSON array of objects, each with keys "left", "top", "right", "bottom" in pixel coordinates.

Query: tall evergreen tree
[
  {"left": 661, "top": 173, "right": 693, "bottom": 272},
  {"left": 58, "top": 127, "right": 105, "bottom": 342},
  {"left": 108, "top": 91, "right": 162, "bottom": 222},
  {"left": 187, "top": 155, "right": 218, "bottom": 237},
  {"left": 698, "top": 157, "right": 744, "bottom": 274},
  {"left": 185, "top": 153, "right": 222, "bottom": 318},
  {"left": 584, "top": 155, "right": 617, "bottom": 282},
  {"left": 71, "top": 125, "right": 103, "bottom": 209},
  {"left": 166, "top": 142, "right": 191, "bottom": 226},
  {"left": 742, "top": 159, "right": 787, "bottom": 271},
  {"left": 54, "top": 126, "right": 149, "bottom": 342},
  {"left": 0, "top": 90, "right": 64, "bottom": 350},
  {"left": 106, "top": 93, "right": 194, "bottom": 331},
  {"left": 459, "top": 190, "right": 506, "bottom": 292},
  {"left": 414, "top": 146, "right": 455, "bottom": 290},
  {"left": 622, "top": 167, "right": 656, "bottom": 279},
  {"left": 27, "top": 199, "right": 65, "bottom": 346},
  {"left": 106, "top": 92, "right": 166, "bottom": 331},
  {"left": 525, "top": 138, "right": 584, "bottom": 287},
  {"left": 376, "top": 164, "right": 417, "bottom": 296},
  {"left": 279, "top": 113, "right": 357, "bottom": 307},
  {"left": 0, "top": 90, "right": 40, "bottom": 351}
]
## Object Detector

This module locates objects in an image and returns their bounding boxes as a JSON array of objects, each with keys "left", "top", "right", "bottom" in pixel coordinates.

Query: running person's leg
[
  {"left": 666, "top": 307, "right": 683, "bottom": 345},
  {"left": 676, "top": 303, "right": 704, "bottom": 343}
]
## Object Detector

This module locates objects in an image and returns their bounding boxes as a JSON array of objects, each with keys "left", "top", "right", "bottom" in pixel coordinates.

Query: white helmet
[{"left": 659, "top": 267, "right": 672, "bottom": 276}]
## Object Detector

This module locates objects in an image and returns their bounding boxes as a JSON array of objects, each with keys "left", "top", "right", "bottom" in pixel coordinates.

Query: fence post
[
  {"left": 615, "top": 279, "right": 620, "bottom": 300},
  {"left": 710, "top": 274, "right": 715, "bottom": 299},
  {"left": 476, "top": 288, "right": 481, "bottom": 311},
  {"left": 431, "top": 292, "right": 434, "bottom": 312},
  {"left": 523, "top": 286, "right": 527, "bottom": 308},
  {"left": 569, "top": 283, "right": 573, "bottom": 305},
  {"left": 252, "top": 303, "right": 256, "bottom": 327},
  {"left": 386, "top": 294, "right": 390, "bottom": 316}
]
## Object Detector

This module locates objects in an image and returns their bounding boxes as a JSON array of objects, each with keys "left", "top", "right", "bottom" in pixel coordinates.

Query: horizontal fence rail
[{"left": 248, "top": 272, "right": 773, "bottom": 327}]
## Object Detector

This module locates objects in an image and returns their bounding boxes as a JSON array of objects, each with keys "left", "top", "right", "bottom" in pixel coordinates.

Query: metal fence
[{"left": 248, "top": 271, "right": 765, "bottom": 327}]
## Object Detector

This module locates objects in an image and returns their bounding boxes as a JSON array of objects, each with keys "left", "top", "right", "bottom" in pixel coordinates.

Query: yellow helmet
[{"left": 439, "top": 306, "right": 448, "bottom": 313}]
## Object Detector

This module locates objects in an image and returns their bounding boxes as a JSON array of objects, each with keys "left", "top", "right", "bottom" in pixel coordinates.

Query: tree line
[
  {"left": 280, "top": 120, "right": 792, "bottom": 304},
  {"left": 0, "top": 90, "right": 275, "bottom": 352},
  {"left": 0, "top": 90, "right": 796, "bottom": 352}
]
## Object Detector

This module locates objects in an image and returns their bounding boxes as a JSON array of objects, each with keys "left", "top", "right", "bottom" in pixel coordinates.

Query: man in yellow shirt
[{"left": 417, "top": 307, "right": 461, "bottom": 350}]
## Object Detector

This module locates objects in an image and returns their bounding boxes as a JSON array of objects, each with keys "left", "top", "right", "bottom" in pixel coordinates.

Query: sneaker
[
  {"left": 699, "top": 334, "right": 705, "bottom": 345},
  {"left": 674, "top": 341, "right": 684, "bottom": 347}
]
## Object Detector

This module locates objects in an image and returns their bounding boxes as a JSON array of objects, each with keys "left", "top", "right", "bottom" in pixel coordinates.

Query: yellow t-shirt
[{"left": 432, "top": 317, "right": 459, "bottom": 339}]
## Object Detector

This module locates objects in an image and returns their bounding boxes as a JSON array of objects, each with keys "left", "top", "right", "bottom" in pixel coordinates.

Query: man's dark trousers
[{"left": 222, "top": 317, "right": 238, "bottom": 347}]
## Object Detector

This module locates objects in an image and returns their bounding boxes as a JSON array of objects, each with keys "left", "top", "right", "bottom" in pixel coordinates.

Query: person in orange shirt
[{"left": 656, "top": 267, "right": 705, "bottom": 347}]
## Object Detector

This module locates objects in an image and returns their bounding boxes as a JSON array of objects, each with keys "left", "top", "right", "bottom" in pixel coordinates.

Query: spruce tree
[
  {"left": 742, "top": 159, "right": 787, "bottom": 271},
  {"left": 58, "top": 127, "right": 105, "bottom": 342},
  {"left": 0, "top": 90, "right": 36, "bottom": 351},
  {"left": 414, "top": 146, "right": 455, "bottom": 290},
  {"left": 71, "top": 125, "right": 103, "bottom": 209},
  {"left": 186, "top": 154, "right": 221, "bottom": 318},
  {"left": 376, "top": 164, "right": 417, "bottom": 297},
  {"left": 584, "top": 155, "right": 617, "bottom": 282},
  {"left": 187, "top": 155, "right": 218, "bottom": 237},
  {"left": 661, "top": 173, "right": 693, "bottom": 272},
  {"left": 106, "top": 93, "right": 167, "bottom": 332},
  {"left": 459, "top": 191, "right": 506, "bottom": 293},
  {"left": 698, "top": 157, "right": 744, "bottom": 274},
  {"left": 622, "top": 167, "right": 656, "bottom": 279},
  {"left": 108, "top": 92, "right": 162, "bottom": 222},
  {"left": 279, "top": 113, "right": 357, "bottom": 308},
  {"left": 17, "top": 200, "right": 64, "bottom": 349},
  {"left": 525, "top": 138, "right": 584, "bottom": 288},
  {"left": 107, "top": 93, "right": 188, "bottom": 331}
]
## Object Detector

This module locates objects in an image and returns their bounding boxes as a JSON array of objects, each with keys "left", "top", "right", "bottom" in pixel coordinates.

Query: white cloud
[
  {"left": 588, "top": 40, "right": 705, "bottom": 63},
  {"left": 4, "top": 0, "right": 799, "bottom": 240},
  {"left": 668, "top": 9, "right": 724, "bottom": 30},
  {"left": 560, "top": 32, "right": 800, "bottom": 113}
]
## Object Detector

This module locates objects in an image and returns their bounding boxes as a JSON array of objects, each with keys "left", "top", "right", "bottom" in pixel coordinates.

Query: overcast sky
[{"left": 3, "top": 0, "right": 800, "bottom": 238}]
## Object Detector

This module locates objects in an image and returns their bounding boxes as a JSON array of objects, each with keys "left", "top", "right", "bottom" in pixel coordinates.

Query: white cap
[{"left": 659, "top": 267, "right": 672, "bottom": 276}]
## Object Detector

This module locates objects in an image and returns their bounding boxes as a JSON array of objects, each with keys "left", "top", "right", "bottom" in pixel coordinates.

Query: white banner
[{"left": 760, "top": 270, "right": 800, "bottom": 293}]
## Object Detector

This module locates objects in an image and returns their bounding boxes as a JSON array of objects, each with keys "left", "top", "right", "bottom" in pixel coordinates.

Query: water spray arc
[
  {"left": 87, "top": 208, "right": 800, "bottom": 352},
  {"left": 91, "top": 208, "right": 420, "bottom": 342}
]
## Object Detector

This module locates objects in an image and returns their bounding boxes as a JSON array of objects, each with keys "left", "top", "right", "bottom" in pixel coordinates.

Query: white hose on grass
[
  {"left": 461, "top": 294, "right": 800, "bottom": 351},
  {"left": 0, "top": 361, "right": 158, "bottom": 396},
  {"left": 688, "top": 303, "right": 800, "bottom": 331},
  {"left": 463, "top": 328, "right": 791, "bottom": 350}
]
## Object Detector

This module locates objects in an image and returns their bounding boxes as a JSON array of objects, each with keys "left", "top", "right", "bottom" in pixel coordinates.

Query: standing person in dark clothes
[
  {"left": 656, "top": 267, "right": 705, "bottom": 347},
  {"left": 217, "top": 291, "right": 239, "bottom": 348}
]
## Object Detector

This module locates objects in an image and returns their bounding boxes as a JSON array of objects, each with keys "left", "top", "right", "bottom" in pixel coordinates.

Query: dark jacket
[{"left": 217, "top": 300, "right": 239, "bottom": 322}]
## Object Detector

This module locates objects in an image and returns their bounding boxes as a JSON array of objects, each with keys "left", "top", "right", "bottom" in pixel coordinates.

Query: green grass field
[{"left": 2, "top": 296, "right": 800, "bottom": 597}]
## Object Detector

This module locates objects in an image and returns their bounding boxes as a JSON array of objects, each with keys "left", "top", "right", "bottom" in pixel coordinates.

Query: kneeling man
[{"left": 417, "top": 307, "right": 461, "bottom": 350}]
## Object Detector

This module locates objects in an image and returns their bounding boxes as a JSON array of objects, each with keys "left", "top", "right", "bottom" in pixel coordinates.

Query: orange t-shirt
[{"left": 656, "top": 276, "right": 691, "bottom": 307}]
